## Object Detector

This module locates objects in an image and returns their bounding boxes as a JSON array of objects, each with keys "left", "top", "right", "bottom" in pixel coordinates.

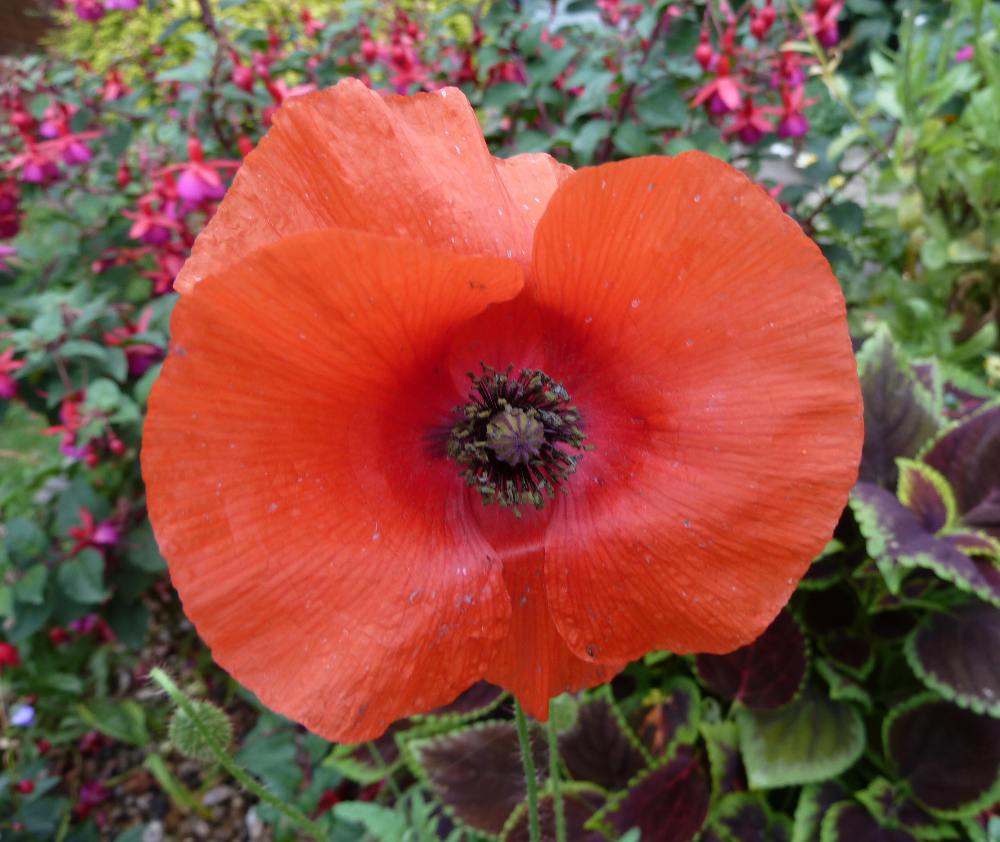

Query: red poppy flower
[{"left": 143, "top": 79, "right": 862, "bottom": 741}]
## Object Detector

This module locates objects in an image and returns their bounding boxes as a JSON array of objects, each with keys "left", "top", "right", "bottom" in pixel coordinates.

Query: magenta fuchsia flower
[
  {"left": 68, "top": 508, "right": 120, "bottom": 555},
  {"left": 73, "top": 0, "right": 105, "bottom": 22},
  {"left": 692, "top": 57, "right": 742, "bottom": 114},
  {"left": 0, "top": 346, "right": 24, "bottom": 398},
  {"left": 728, "top": 98, "right": 774, "bottom": 145},
  {"left": 777, "top": 86, "right": 816, "bottom": 139},
  {"left": 104, "top": 0, "right": 140, "bottom": 9},
  {"left": 954, "top": 45, "right": 975, "bottom": 62},
  {"left": 104, "top": 308, "right": 163, "bottom": 376}
]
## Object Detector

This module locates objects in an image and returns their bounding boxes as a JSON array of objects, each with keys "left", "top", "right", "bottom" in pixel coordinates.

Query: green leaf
[
  {"left": 13, "top": 564, "right": 48, "bottom": 605},
  {"left": 613, "top": 122, "right": 656, "bottom": 156},
  {"left": 334, "top": 801, "right": 409, "bottom": 841},
  {"left": 634, "top": 79, "right": 688, "bottom": 129},
  {"left": 123, "top": 523, "right": 166, "bottom": 573},
  {"left": 737, "top": 687, "right": 865, "bottom": 789},
  {"left": 57, "top": 549, "right": 108, "bottom": 604},
  {"left": 826, "top": 201, "right": 865, "bottom": 234},
  {"left": 79, "top": 699, "right": 149, "bottom": 747},
  {"left": 570, "top": 119, "right": 611, "bottom": 162}
]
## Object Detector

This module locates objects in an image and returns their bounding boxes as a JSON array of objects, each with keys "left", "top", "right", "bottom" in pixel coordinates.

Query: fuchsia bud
[{"left": 694, "top": 31, "right": 714, "bottom": 70}]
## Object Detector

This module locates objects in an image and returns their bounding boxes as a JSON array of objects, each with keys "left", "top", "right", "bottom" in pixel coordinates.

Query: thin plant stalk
[
  {"left": 514, "top": 699, "right": 542, "bottom": 842},
  {"left": 547, "top": 706, "right": 567, "bottom": 842}
]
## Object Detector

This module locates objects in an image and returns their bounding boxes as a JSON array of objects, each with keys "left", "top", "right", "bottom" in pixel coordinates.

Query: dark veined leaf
[
  {"left": 856, "top": 327, "right": 941, "bottom": 489},
  {"left": 703, "top": 792, "right": 792, "bottom": 842},
  {"left": 896, "top": 459, "right": 956, "bottom": 534},
  {"left": 700, "top": 720, "right": 746, "bottom": 798},
  {"left": 594, "top": 745, "right": 710, "bottom": 842},
  {"left": 696, "top": 609, "right": 808, "bottom": 710},
  {"left": 500, "top": 784, "right": 605, "bottom": 842},
  {"left": 905, "top": 601, "right": 1000, "bottom": 717},
  {"left": 792, "top": 781, "right": 849, "bottom": 842},
  {"left": 885, "top": 693, "right": 1000, "bottom": 816},
  {"left": 407, "top": 720, "right": 547, "bottom": 835},
  {"left": 922, "top": 402, "right": 1000, "bottom": 538},
  {"left": 820, "top": 802, "right": 918, "bottom": 842},
  {"left": 854, "top": 778, "right": 955, "bottom": 841},
  {"left": 737, "top": 686, "right": 864, "bottom": 789},
  {"left": 815, "top": 659, "right": 873, "bottom": 712},
  {"left": 626, "top": 677, "right": 701, "bottom": 760},
  {"left": 850, "top": 482, "right": 1000, "bottom": 605},
  {"left": 557, "top": 697, "right": 646, "bottom": 791},
  {"left": 415, "top": 681, "right": 506, "bottom": 723}
]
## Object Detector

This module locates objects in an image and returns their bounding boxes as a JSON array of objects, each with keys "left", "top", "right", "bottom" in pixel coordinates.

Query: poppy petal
[
  {"left": 531, "top": 153, "right": 862, "bottom": 662},
  {"left": 174, "top": 80, "right": 567, "bottom": 294},
  {"left": 471, "top": 501, "right": 626, "bottom": 719},
  {"left": 143, "top": 229, "right": 523, "bottom": 741}
]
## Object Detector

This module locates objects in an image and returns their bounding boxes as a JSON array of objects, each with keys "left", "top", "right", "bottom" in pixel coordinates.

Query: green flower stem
[
  {"left": 150, "top": 668, "right": 328, "bottom": 841},
  {"left": 547, "top": 706, "right": 567, "bottom": 842},
  {"left": 514, "top": 699, "right": 542, "bottom": 842}
]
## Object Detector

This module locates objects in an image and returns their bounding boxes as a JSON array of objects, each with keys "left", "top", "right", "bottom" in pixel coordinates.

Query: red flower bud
[
  {"left": 15, "top": 780, "right": 35, "bottom": 795},
  {"left": 694, "top": 32, "right": 714, "bottom": 70}
]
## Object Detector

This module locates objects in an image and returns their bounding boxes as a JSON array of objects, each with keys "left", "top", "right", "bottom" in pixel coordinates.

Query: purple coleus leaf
[
  {"left": 850, "top": 481, "right": 1000, "bottom": 606},
  {"left": 885, "top": 694, "right": 1000, "bottom": 815},
  {"left": 793, "top": 781, "right": 849, "bottom": 842},
  {"left": 923, "top": 402, "right": 1000, "bottom": 538},
  {"left": 500, "top": 786, "right": 606, "bottom": 842},
  {"left": 416, "top": 681, "right": 505, "bottom": 721},
  {"left": 700, "top": 720, "right": 746, "bottom": 797},
  {"left": 557, "top": 697, "right": 646, "bottom": 791},
  {"left": 600, "top": 745, "right": 710, "bottom": 842},
  {"left": 855, "top": 777, "right": 941, "bottom": 839},
  {"left": 696, "top": 609, "right": 808, "bottom": 709},
  {"left": 626, "top": 677, "right": 700, "bottom": 759},
  {"left": 821, "top": 803, "right": 918, "bottom": 841},
  {"left": 701, "top": 793, "right": 792, "bottom": 842},
  {"left": 896, "top": 459, "right": 956, "bottom": 533},
  {"left": 857, "top": 328, "right": 941, "bottom": 489},
  {"left": 906, "top": 601, "right": 1000, "bottom": 717},
  {"left": 409, "top": 720, "right": 547, "bottom": 835}
]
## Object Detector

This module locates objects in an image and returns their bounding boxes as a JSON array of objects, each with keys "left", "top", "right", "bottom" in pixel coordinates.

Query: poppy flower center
[{"left": 447, "top": 365, "right": 589, "bottom": 515}]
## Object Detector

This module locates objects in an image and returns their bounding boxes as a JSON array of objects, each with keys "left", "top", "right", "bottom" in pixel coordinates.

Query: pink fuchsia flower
[
  {"left": 772, "top": 51, "right": 807, "bottom": 89},
  {"left": 73, "top": 0, "right": 106, "bottom": 22},
  {"left": 174, "top": 138, "right": 230, "bottom": 203},
  {"left": 691, "top": 57, "right": 742, "bottom": 114},
  {"left": 0, "top": 346, "right": 25, "bottom": 398},
  {"left": 101, "top": 69, "right": 130, "bottom": 101},
  {"left": 727, "top": 97, "right": 773, "bottom": 145},
  {"left": 123, "top": 197, "right": 180, "bottom": 245},
  {"left": 777, "top": 86, "right": 816, "bottom": 139},
  {"left": 954, "top": 45, "right": 974, "bottom": 62},
  {"left": 805, "top": 0, "right": 843, "bottom": 48},
  {"left": 104, "top": 0, "right": 140, "bottom": 9},
  {"left": 104, "top": 308, "right": 163, "bottom": 376},
  {"left": 68, "top": 508, "right": 120, "bottom": 555},
  {"left": 61, "top": 137, "right": 93, "bottom": 166}
]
